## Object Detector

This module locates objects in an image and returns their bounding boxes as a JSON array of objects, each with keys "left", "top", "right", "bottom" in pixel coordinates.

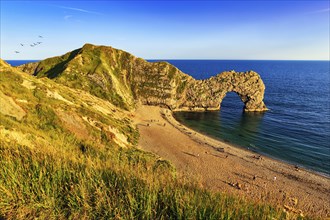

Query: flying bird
[
  {"left": 14, "top": 51, "right": 20, "bottom": 53},
  {"left": 37, "top": 42, "right": 42, "bottom": 44},
  {"left": 30, "top": 44, "right": 35, "bottom": 47},
  {"left": 20, "top": 43, "right": 24, "bottom": 46},
  {"left": 38, "top": 35, "right": 43, "bottom": 38}
]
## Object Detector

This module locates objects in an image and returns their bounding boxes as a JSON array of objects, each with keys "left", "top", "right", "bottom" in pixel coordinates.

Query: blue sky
[{"left": 1, "top": 1, "right": 329, "bottom": 60}]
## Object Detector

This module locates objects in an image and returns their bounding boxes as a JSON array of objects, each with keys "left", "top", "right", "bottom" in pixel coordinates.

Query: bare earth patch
[
  {"left": 47, "top": 89, "right": 74, "bottom": 105},
  {"left": 92, "top": 104, "right": 112, "bottom": 115},
  {"left": 134, "top": 105, "right": 330, "bottom": 218},
  {"left": 107, "top": 125, "right": 129, "bottom": 147},
  {"left": 0, "top": 127, "right": 33, "bottom": 148},
  {"left": 56, "top": 110, "right": 89, "bottom": 139},
  {"left": 82, "top": 116, "right": 129, "bottom": 147},
  {"left": 0, "top": 91, "right": 26, "bottom": 120},
  {"left": 21, "top": 79, "right": 36, "bottom": 90}
]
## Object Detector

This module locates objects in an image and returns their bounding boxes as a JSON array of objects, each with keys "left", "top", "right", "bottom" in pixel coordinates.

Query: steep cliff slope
[{"left": 18, "top": 43, "right": 268, "bottom": 112}]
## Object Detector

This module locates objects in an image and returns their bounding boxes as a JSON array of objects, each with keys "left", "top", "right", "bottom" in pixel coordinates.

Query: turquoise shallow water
[
  {"left": 7, "top": 60, "right": 330, "bottom": 176},
  {"left": 157, "top": 60, "right": 330, "bottom": 176}
]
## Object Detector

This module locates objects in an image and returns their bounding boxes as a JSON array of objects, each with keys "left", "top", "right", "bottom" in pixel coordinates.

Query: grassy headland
[{"left": 0, "top": 56, "right": 309, "bottom": 219}]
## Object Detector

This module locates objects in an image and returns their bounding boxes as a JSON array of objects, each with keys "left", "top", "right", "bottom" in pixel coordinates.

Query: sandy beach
[{"left": 133, "top": 105, "right": 330, "bottom": 218}]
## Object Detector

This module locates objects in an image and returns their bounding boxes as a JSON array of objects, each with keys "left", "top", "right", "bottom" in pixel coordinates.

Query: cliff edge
[{"left": 17, "top": 43, "right": 268, "bottom": 112}]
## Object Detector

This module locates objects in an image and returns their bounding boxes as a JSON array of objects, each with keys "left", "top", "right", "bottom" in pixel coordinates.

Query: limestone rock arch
[{"left": 177, "top": 71, "right": 268, "bottom": 112}]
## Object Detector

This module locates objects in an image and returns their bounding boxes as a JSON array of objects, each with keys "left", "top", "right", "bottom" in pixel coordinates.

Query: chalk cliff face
[
  {"left": 181, "top": 71, "right": 268, "bottom": 112},
  {"left": 18, "top": 43, "right": 268, "bottom": 112}
]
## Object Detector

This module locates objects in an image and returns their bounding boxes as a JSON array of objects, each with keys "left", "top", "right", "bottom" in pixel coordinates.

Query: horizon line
[{"left": 4, "top": 58, "right": 330, "bottom": 62}]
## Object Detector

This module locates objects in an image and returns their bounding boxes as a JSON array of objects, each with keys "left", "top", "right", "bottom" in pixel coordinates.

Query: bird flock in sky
[{"left": 14, "top": 35, "right": 44, "bottom": 54}]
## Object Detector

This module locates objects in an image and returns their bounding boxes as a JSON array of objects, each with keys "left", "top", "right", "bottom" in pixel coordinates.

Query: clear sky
[{"left": 1, "top": 0, "right": 329, "bottom": 60}]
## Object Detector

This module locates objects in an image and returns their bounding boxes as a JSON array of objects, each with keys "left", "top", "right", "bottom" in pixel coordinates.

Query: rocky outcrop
[
  {"left": 16, "top": 61, "right": 39, "bottom": 75},
  {"left": 180, "top": 71, "right": 268, "bottom": 112},
  {"left": 16, "top": 44, "right": 268, "bottom": 112}
]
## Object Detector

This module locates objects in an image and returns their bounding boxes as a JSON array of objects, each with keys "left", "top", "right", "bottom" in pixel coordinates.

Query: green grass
[
  {"left": 1, "top": 140, "right": 294, "bottom": 220},
  {"left": 33, "top": 49, "right": 81, "bottom": 78},
  {"left": 176, "top": 79, "right": 188, "bottom": 95},
  {"left": 0, "top": 61, "right": 307, "bottom": 220}
]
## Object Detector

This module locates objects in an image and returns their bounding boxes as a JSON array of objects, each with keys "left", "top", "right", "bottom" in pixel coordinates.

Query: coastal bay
[
  {"left": 2, "top": 0, "right": 329, "bottom": 218},
  {"left": 134, "top": 105, "right": 330, "bottom": 218},
  {"left": 165, "top": 60, "right": 330, "bottom": 176}
]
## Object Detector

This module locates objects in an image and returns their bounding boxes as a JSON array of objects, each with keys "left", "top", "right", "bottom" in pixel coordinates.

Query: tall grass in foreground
[{"left": 0, "top": 141, "right": 304, "bottom": 220}]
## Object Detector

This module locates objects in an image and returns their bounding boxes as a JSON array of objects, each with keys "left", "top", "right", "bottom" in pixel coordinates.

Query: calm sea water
[
  {"left": 156, "top": 60, "right": 330, "bottom": 176},
  {"left": 7, "top": 60, "right": 330, "bottom": 176},
  {"left": 6, "top": 60, "right": 39, "bottom": 66}
]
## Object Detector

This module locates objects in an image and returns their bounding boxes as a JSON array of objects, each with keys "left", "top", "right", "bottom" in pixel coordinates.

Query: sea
[{"left": 7, "top": 60, "right": 330, "bottom": 176}]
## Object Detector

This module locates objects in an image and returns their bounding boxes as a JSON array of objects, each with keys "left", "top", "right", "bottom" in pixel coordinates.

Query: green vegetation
[
  {"left": 34, "top": 49, "right": 81, "bottom": 78},
  {"left": 0, "top": 59, "right": 305, "bottom": 219},
  {"left": 167, "top": 65, "right": 177, "bottom": 80},
  {"left": 176, "top": 79, "right": 188, "bottom": 95},
  {"left": 1, "top": 141, "right": 293, "bottom": 220}
]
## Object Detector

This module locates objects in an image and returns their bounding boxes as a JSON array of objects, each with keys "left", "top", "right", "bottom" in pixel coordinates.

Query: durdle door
[{"left": 175, "top": 70, "right": 268, "bottom": 112}]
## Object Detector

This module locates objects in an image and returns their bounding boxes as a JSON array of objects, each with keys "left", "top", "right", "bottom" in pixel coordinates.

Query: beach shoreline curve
[{"left": 134, "top": 105, "right": 330, "bottom": 218}]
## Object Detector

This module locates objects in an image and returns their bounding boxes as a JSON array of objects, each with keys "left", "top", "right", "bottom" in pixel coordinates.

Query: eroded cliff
[{"left": 17, "top": 43, "right": 268, "bottom": 112}]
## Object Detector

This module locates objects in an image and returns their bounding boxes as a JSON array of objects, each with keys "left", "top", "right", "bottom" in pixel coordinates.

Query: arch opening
[{"left": 220, "top": 92, "right": 245, "bottom": 112}]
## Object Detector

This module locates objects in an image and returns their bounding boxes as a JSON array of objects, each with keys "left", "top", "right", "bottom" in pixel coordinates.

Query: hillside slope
[
  {"left": 1, "top": 58, "right": 138, "bottom": 149},
  {"left": 1, "top": 59, "right": 288, "bottom": 219},
  {"left": 18, "top": 43, "right": 268, "bottom": 112},
  {"left": 18, "top": 44, "right": 191, "bottom": 110}
]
